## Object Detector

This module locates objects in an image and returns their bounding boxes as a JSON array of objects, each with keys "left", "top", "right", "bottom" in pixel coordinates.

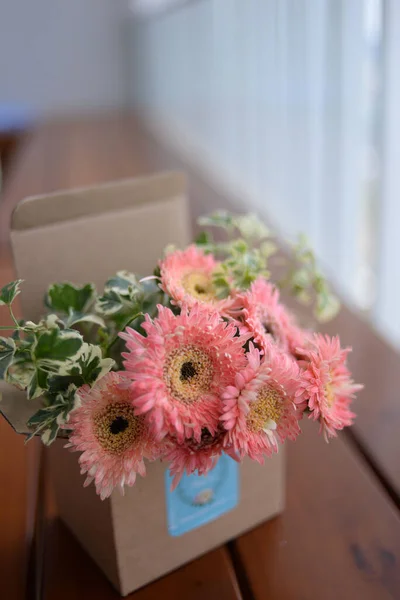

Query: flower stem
[
  {"left": 9, "top": 305, "right": 20, "bottom": 329},
  {"left": 106, "top": 312, "right": 143, "bottom": 355}
]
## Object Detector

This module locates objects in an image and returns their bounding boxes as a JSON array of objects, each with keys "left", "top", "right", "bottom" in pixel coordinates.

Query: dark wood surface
[{"left": 1, "top": 115, "right": 400, "bottom": 600}]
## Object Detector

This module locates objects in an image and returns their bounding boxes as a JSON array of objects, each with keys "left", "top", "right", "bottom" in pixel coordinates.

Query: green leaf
[
  {"left": 232, "top": 214, "right": 270, "bottom": 241},
  {"left": 41, "top": 421, "right": 60, "bottom": 445},
  {"left": 198, "top": 210, "right": 234, "bottom": 230},
  {"left": 46, "top": 282, "right": 96, "bottom": 314},
  {"left": 26, "top": 385, "right": 81, "bottom": 445},
  {"left": 23, "top": 314, "right": 65, "bottom": 333},
  {"left": 0, "top": 280, "right": 23, "bottom": 306},
  {"left": 27, "top": 406, "right": 58, "bottom": 426},
  {"left": 260, "top": 240, "right": 278, "bottom": 259},
  {"left": 0, "top": 337, "right": 15, "bottom": 378},
  {"left": 315, "top": 292, "right": 340, "bottom": 323},
  {"left": 7, "top": 362, "right": 36, "bottom": 389},
  {"left": 60, "top": 343, "right": 114, "bottom": 385},
  {"left": 95, "top": 290, "right": 124, "bottom": 315},
  {"left": 231, "top": 239, "right": 248, "bottom": 254},
  {"left": 41, "top": 314, "right": 65, "bottom": 330},
  {"left": 33, "top": 329, "right": 83, "bottom": 362},
  {"left": 66, "top": 311, "right": 105, "bottom": 329},
  {"left": 104, "top": 271, "right": 140, "bottom": 297},
  {"left": 27, "top": 370, "right": 45, "bottom": 400},
  {"left": 195, "top": 231, "right": 212, "bottom": 246},
  {"left": 47, "top": 374, "right": 85, "bottom": 393}
]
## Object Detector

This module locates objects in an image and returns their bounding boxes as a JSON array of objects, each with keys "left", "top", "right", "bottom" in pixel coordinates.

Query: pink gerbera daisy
[
  {"left": 66, "top": 372, "right": 161, "bottom": 500},
  {"left": 121, "top": 303, "right": 249, "bottom": 442},
  {"left": 221, "top": 344, "right": 301, "bottom": 462},
  {"left": 159, "top": 244, "right": 235, "bottom": 311},
  {"left": 295, "top": 334, "right": 362, "bottom": 440},
  {"left": 239, "top": 277, "right": 307, "bottom": 356},
  {"left": 165, "top": 427, "right": 237, "bottom": 490}
]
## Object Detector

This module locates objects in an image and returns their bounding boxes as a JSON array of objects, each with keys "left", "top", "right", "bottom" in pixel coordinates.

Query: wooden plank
[
  {"left": 233, "top": 418, "right": 400, "bottom": 600},
  {"left": 43, "top": 517, "right": 242, "bottom": 600},
  {"left": 0, "top": 249, "right": 40, "bottom": 600},
  {"left": 0, "top": 125, "right": 55, "bottom": 598}
]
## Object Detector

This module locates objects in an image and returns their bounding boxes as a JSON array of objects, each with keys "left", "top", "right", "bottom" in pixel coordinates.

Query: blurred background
[{"left": 0, "top": 0, "right": 398, "bottom": 347}]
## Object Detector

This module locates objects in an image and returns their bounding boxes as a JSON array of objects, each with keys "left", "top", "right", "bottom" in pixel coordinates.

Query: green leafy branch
[
  {"left": 0, "top": 271, "right": 166, "bottom": 444},
  {"left": 196, "top": 211, "right": 339, "bottom": 322},
  {"left": 278, "top": 234, "right": 340, "bottom": 322},
  {"left": 196, "top": 211, "right": 277, "bottom": 295}
]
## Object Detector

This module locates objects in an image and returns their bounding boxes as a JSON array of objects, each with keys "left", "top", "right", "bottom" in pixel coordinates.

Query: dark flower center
[
  {"left": 186, "top": 428, "right": 223, "bottom": 452},
  {"left": 109, "top": 416, "right": 129, "bottom": 435},
  {"left": 201, "top": 427, "right": 213, "bottom": 444},
  {"left": 194, "top": 284, "right": 206, "bottom": 294},
  {"left": 263, "top": 321, "right": 274, "bottom": 336},
  {"left": 180, "top": 361, "right": 197, "bottom": 381}
]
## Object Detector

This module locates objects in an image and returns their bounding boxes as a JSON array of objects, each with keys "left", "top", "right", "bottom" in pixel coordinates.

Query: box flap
[
  {"left": 11, "top": 171, "right": 186, "bottom": 230},
  {"left": 4, "top": 170, "right": 191, "bottom": 437}
]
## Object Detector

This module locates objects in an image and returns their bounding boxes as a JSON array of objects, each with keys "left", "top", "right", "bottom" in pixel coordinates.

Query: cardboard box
[{"left": 3, "top": 171, "right": 285, "bottom": 595}]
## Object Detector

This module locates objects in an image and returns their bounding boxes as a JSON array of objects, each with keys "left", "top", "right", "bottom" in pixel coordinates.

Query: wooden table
[{"left": 1, "top": 115, "right": 400, "bottom": 600}]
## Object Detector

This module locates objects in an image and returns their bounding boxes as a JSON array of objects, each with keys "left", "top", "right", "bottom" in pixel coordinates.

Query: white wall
[{"left": 0, "top": 0, "right": 126, "bottom": 117}]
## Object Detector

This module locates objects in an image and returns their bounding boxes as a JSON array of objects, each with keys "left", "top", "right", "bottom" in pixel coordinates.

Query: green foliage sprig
[
  {"left": 196, "top": 211, "right": 277, "bottom": 297},
  {"left": 279, "top": 234, "right": 340, "bottom": 322},
  {"left": 0, "top": 271, "right": 166, "bottom": 444},
  {"left": 196, "top": 210, "right": 339, "bottom": 321}
]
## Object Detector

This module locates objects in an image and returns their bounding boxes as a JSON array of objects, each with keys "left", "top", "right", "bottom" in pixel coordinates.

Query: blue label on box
[{"left": 165, "top": 454, "right": 239, "bottom": 537}]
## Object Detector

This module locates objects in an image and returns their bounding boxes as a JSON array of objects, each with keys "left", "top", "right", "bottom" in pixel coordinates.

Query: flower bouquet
[{"left": 0, "top": 211, "right": 362, "bottom": 501}]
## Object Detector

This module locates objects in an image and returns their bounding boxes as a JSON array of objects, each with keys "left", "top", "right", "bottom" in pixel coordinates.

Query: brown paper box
[{"left": 4, "top": 171, "right": 285, "bottom": 595}]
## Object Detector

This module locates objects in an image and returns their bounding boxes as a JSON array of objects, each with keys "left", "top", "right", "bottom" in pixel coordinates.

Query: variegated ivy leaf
[
  {"left": 163, "top": 244, "right": 178, "bottom": 256},
  {"left": 211, "top": 271, "right": 231, "bottom": 299},
  {"left": 6, "top": 361, "right": 35, "bottom": 390},
  {"left": 95, "top": 289, "right": 123, "bottom": 315},
  {"left": 58, "top": 343, "right": 114, "bottom": 386},
  {"left": 104, "top": 271, "right": 141, "bottom": 298},
  {"left": 66, "top": 311, "right": 105, "bottom": 329},
  {"left": 260, "top": 240, "right": 278, "bottom": 259},
  {"left": 198, "top": 211, "right": 271, "bottom": 244},
  {"left": 46, "top": 282, "right": 96, "bottom": 314},
  {"left": 27, "top": 368, "right": 48, "bottom": 400},
  {"left": 33, "top": 328, "right": 83, "bottom": 363},
  {"left": 41, "top": 314, "right": 65, "bottom": 329},
  {"left": 41, "top": 421, "right": 60, "bottom": 445},
  {"left": 96, "top": 272, "right": 143, "bottom": 317},
  {"left": 6, "top": 345, "right": 35, "bottom": 389},
  {"left": 26, "top": 329, "right": 84, "bottom": 397},
  {"left": 198, "top": 210, "right": 234, "bottom": 230},
  {"left": 195, "top": 231, "right": 212, "bottom": 248},
  {"left": 315, "top": 291, "right": 340, "bottom": 323},
  {"left": 0, "top": 337, "right": 16, "bottom": 379},
  {"left": 26, "top": 385, "right": 80, "bottom": 445},
  {"left": 232, "top": 213, "right": 271, "bottom": 241},
  {"left": 0, "top": 279, "right": 23, "bottom": 306},
  {"left": 23, "top": 314, "right": 65, "bottom": 332}
]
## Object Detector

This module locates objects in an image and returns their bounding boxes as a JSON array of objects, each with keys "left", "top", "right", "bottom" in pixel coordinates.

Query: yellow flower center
[
  {"left": 164, "top": 345, "right": 214, "bottom": 405},
  {"left": 93, "top": 402, "right": 143, "bottom": 455},
  {"left": 247, "top": 384, "right": 283, "bottom": 432},
  {"left": 182, "top": 271, "right": 216, "bottom": 302}
]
